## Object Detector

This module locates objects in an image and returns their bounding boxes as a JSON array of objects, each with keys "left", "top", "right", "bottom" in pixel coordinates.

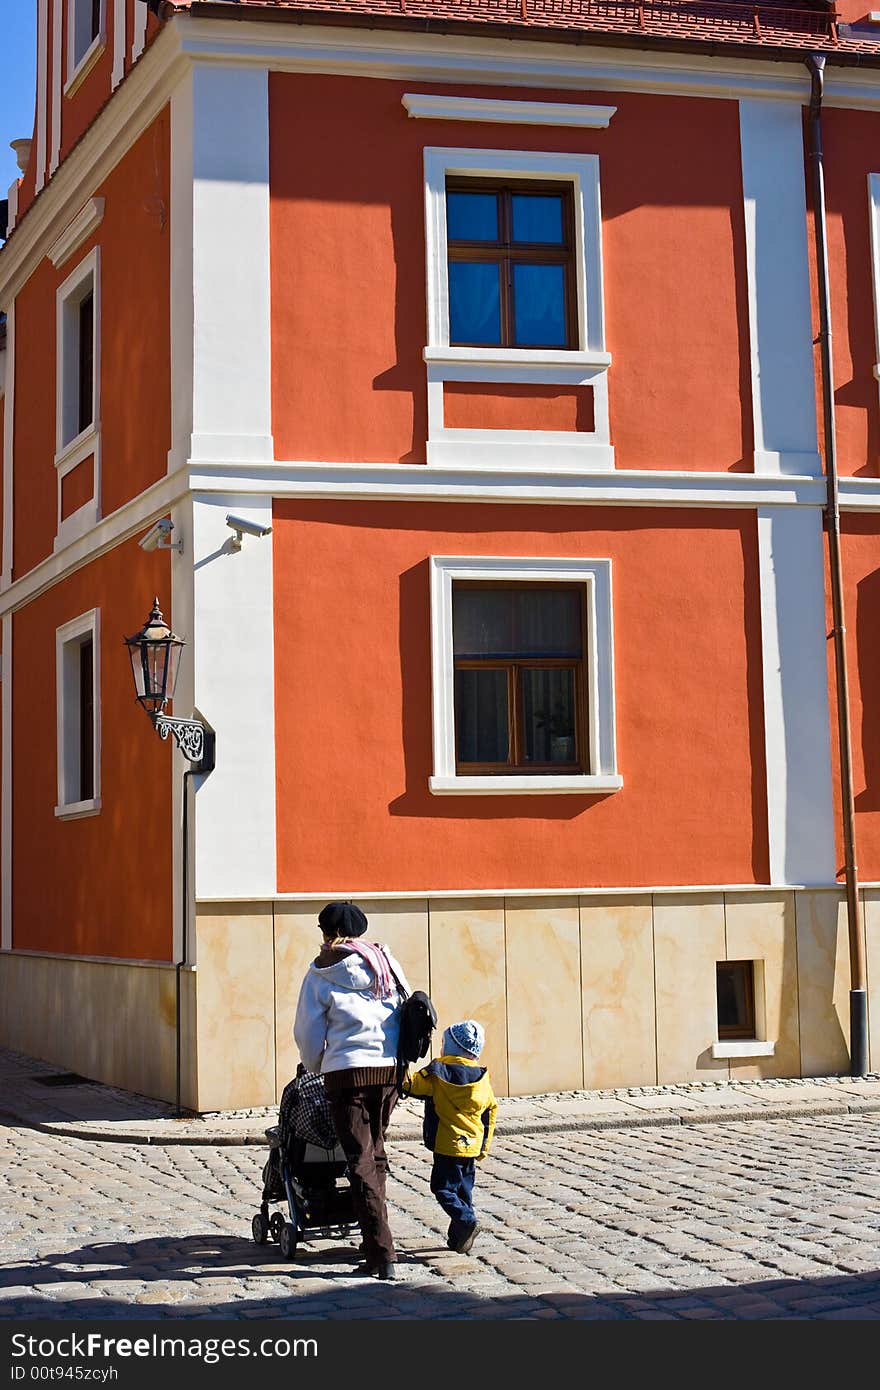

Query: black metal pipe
[
  {"left": 806, "top": 53, "right": 868, "bottom": 1076},
  {"left": 176, "top": 767, "right": 195, "bottom": 1115}
]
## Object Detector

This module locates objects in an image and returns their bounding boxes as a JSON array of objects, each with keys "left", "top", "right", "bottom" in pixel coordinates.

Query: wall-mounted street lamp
[{"left": 123, "top": 597, "right": 215, "bottom": 772}]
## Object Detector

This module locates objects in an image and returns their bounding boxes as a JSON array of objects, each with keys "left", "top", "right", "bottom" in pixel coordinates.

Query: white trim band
[
  {"left": 48, "top": 197, "right": 105, "bottom": 268},
  {"left": 402, "top": 93, "right": 617, "bottom": 127}
]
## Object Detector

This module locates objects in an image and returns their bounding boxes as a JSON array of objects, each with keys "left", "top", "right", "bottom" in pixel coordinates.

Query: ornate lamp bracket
[{"left": 152, "top": 713, "right": 215, "bottom": 772}]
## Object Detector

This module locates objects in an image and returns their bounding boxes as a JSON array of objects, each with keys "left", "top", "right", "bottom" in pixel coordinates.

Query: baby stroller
[{"left": 251, "top": 1064, "right": 358, "bottom": 1259}]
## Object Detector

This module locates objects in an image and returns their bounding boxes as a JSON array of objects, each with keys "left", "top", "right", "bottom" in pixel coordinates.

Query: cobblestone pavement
[{"left": 2, "top": 1112, "right": 880, "bottom": 1320}]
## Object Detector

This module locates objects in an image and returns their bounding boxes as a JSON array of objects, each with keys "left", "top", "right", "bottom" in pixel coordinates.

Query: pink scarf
[{"left": 339, "top": 939, "right": 397, "bottom": 1001}]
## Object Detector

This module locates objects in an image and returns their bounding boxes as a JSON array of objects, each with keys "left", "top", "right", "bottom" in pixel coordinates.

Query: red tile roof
[{"left": 160, "top": 0, "right": 880, "bottom": 61}]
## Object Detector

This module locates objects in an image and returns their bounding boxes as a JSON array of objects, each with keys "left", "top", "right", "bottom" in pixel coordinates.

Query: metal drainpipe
[
  {"left": 176, "top": 768, "right": 195, "bottom": 1115},
  {"left": 806, "top": 53, "right": 868, "bottom": 1076}
]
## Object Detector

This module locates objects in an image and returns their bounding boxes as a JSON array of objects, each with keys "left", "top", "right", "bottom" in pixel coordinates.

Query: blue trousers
[{"left": 430, "top": 1153, "right": 476, "bottom": 1228}]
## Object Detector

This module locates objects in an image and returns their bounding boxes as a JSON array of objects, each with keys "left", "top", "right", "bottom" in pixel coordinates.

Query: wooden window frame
[
  {"left": 452, "top": 580, "right": 589, "bottom": 775},
  {"left": 716, "top": 960, "right": 757, "bottom": 1040},
  {"left": 445, "top": 179, "right": 578, "bottom": 350}
]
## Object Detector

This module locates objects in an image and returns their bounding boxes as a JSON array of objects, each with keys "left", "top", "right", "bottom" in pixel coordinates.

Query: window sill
[
  {"left": 55, "top": 424, "right": 99, "bottom": 472},
  {"left": 429, "top": 774, "right": 623, "bottom": 796},
  {"left": 64, "top": 35, "right": 106, "bottom": 98},
  {"left": 424, "top": 345, "right": 612, "bottom": 372},
  {"left": 55, "top": 798, "right": 101, "bottom": 821},
  {"left": 711, "top": 1040, "right": 776, "bottom": 1059}
]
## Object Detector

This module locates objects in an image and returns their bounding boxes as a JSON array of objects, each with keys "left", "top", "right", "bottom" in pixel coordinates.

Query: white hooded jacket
[{"left": 293, "top": 945, "right": 411, "bottom": 1076}]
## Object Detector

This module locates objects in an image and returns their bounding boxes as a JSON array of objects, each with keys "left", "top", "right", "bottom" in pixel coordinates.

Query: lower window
[
  {"left": 716, "top": 961, "right": 756, "bottom": 1040},
  {"left": 56, "top": 609, "right": 101, "bottom": 817},
  {"left": 429, "top": 555, "right": 621, "bottom": 795},
  {"left": 453, "top": 583, "right": 586, "bottom": 773}
]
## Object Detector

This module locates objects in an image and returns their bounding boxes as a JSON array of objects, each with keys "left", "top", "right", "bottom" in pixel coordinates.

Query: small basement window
[{"left": 716, "top": 960, "right": 756, "bottom": 1040}]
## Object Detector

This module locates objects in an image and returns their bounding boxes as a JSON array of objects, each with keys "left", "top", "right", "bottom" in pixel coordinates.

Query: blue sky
[{"left": 0, "top": 3, "right": 37, "bottom": 211}]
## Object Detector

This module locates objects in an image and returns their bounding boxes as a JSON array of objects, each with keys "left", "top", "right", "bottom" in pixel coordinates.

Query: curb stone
[{"left": 6, "top": 1095, "right": 880, "bottom": 1145}]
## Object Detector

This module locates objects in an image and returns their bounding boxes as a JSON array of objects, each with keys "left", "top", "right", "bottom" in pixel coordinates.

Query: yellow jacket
[{"left": 405, "top": 1055, "right": 498, "bottom": 1160}]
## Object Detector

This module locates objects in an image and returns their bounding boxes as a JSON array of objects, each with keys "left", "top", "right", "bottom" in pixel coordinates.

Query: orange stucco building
[{"left": 2, "top": 0, "right": 880, "bottom": 1107}]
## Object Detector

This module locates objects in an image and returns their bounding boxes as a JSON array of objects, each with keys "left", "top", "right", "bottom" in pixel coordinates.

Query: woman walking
[{"left": 293, "top": 900, "right": 409, "bottom": 1280}]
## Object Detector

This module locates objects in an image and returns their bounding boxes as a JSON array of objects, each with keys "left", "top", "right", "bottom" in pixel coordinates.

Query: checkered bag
[{"left": 279, "top": 1067, "right": 337, "bottom": 1151}]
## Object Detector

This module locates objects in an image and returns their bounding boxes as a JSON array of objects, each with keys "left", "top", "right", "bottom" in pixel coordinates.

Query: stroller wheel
[
  {"left": 251, "top": 1212, "right": 269, "bottom": 1245},
  {"left": 279, "top": 1222, "right": 298, "bottom": 1260},
  {"left": 269, "top": 1212, "right": 285, "bottom": 1244}
]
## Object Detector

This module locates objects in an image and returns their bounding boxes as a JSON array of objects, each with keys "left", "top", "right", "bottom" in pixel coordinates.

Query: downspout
[
  {"left": 176, "top": 767, "right": 195, "bottom": 1115},
  {"left": 806, "top": 53, "right": 868, "bottom": 1076}
]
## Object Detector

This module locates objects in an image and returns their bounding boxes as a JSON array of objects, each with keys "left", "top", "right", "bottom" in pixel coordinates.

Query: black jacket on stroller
[{"left": 252, "top": 1064, "right": 357, "bottom": 1259}]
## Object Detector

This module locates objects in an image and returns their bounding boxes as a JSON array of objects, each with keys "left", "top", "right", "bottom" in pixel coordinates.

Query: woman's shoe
[{"left": 368, "top": 1261, "right": 397, "bottom": 1280}]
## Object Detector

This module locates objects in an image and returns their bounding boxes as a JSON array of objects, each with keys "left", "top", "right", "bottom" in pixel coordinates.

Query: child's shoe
[{"left": 450, "top": 1220, "right": 480, "bottom": 1254}]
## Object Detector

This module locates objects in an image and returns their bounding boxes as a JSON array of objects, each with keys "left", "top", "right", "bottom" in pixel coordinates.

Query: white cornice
[
  {"left": 174, "top": 15, "right": 880, "bottom": 107},
  {"left": 47, "top": 196, "right": 105, "bottom": 268},
  {"left": 184, "top": 459, "right": 827, "bottom": 510},
  {"left": 402, "top": 93, "right": 617, "bottom": 127},
  {"left": 4, "top": 13, "right": 880, "bottom": 305},
  {"left": 196, "top": 883, "right": 844, "bottom": 901},
  {"left": 0, "top": 465, "right": 188, "bottom": 616},
  {"left": 838, "top": 476, "right": 880, "bottom": 509},
  {"left": 0, "top": 458, "right": 833, "bottom": 618}
]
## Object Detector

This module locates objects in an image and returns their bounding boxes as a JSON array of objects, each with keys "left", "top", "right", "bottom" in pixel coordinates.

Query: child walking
[{"left": 405, "top": 1019, "right": 498, "bottom": 1255}]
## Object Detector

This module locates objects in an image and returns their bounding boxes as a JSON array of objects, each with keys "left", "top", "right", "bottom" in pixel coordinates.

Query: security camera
[
  {"left": 225, "top": 514, "right": 272, "bottom": 550},
  {"left": 138, "top": 518, "right": 183, "bottom": 553}
]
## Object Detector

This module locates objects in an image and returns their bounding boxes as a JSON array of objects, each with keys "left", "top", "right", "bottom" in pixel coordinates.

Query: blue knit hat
[{"left": 442, "top": 1020, "right": 485, "bottom": 1058}]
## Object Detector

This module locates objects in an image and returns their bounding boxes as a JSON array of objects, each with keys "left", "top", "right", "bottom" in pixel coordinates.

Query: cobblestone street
[{"left": 2, "top": 1111, "right": 880, "bottom": 1320}]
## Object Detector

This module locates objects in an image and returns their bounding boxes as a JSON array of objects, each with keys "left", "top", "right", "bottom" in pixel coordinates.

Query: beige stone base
[
  {"left": 0, "top": 950, "right": 196, "bottom": 1107},
  {"left": 3, "top": 887, "right": 877, "bottom": 1109}
]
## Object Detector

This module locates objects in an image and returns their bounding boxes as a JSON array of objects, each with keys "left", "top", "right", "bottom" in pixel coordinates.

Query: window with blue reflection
[
  {"left": 512, "top": 263, "right": 567, "bottom": 347},
  {"left": 447, "top": 191, "right": 499, "bottom": 242},
  {"left": 449, "top": 261, "right": 502, "bottom": 345},
  {"left": 511, "top": 194, "right": 564, "bottom": 245}
]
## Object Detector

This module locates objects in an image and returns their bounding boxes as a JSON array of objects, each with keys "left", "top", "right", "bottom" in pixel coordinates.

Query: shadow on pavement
[{"left": 1, "top": 1234, "right": 879, "bottom": 1319}]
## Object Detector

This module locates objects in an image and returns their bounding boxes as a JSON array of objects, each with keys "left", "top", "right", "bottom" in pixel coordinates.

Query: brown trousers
[{"left": 328, "top": 1083, "right": 399, "bottom": 1266}]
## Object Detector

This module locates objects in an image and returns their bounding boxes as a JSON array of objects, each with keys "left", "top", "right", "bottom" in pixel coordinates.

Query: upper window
[
  {"left": 56, "top": 609, "right": 101, "bottom": 818},
  {"left": 56, "top": 249, "right": 99, "bottom": 456},
  {"left": 429, "top": 556, "right": 621, "bottom": 795},
  {"left": 453, "top": 583, "right": 586, "bottom": 773},
  {"left": 67, "top": 0, "right": 104, "bottom": 90},
  {"left": 422, "top": 149, "right": 613, "bottom": 471},
  {"left": 446, "top": 181, "right": 576, "bottom": 351}
]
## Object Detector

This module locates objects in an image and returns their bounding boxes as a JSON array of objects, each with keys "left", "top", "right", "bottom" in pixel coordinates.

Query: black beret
[{"left": 318, "top": 901, "right": 368, "bottom": 938}]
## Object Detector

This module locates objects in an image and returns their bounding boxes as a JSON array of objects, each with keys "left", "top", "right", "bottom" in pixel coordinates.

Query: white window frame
[
  {"left": 55, "top": 247, "right": 100, "bottom": 549},
  {"left": 429, "top": 556, "right": 621, "bottom": 795},
  {"left": 55, "top": 608, "right": 101, "bottom": 819},
  {"left": 868, "top": 173, "right": 880, "bottom": 391},
  {"left": 65, "top": 0, "right": 106, "bottom": 97},
  {"left": 711, "top": 959, "right": 776, "bottom": 1059},
  {"left": 423, "top": 147, "right": 613, "bottom": 472}
]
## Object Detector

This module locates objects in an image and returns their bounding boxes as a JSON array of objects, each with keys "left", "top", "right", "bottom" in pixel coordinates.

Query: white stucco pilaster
[
  {"left": 739, "top": 99, "right": 821, "bottom": 477},
  {"left": 50, "top": 0, "right": 62, "bottom": 175},
  {"left": 757, "top": 506, "right": 835, "bottom": 884},
  {"left": 175, "top": 63, "right": 274, "bottom": 471},
  {"left": 167, "top": 62, "right": 276, "bottom": 912},
  {"left": 112, "top": 0, "right": 126, "bottom": 89},
  {"left": 35, "top": 0, "right": 49, "bottom": 192},
  {"left": 190, "top": 493, "right": 276, "bottom": 901}
]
